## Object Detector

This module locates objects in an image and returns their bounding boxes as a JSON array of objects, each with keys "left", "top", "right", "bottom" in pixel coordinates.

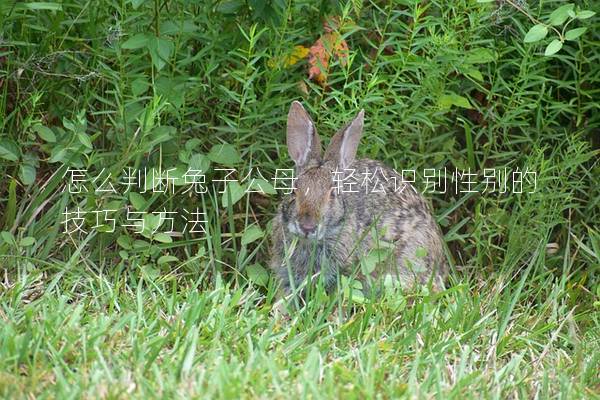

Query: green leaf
[
  {"left": 565, "top": 27, "right": 587, "bottom": 40},
  {"left": 117, "top": 235, "right": 134, "bottom": 250},
  {"left": 77, "top": 132, "right": 93, "bottom": 149},
  {"left": 32, "top": 124, "right": 56, "bottom": 142},
  {"left": 241, "top": 225, "right": 264, "bottom": 246},
  {"left": 143, "top": 213, "right": 162, "bottom": 236},
  {"left": 0, "top": 231, "right": 16, "bottom": 246},
  {"left": 208, "top": 144, "right": 242, "bottom": 166},
  {"left": 464, "top": 48, "right": 496, "bottom": 64},
  {"left": 153, "top": 233, "right": 173, "bottom": 243},
  {"left": 451, "top": 95, "right": 472, "bottom": 109},
  {"left": 246, "top": 263, "right": 269, "bottom": 286},
  {"left": 156, "top": 37, "right": 174, "bottom": 65},
  {"left": 415, "top": 247, "right": 428, "bottom": 258},
  {"left": 147, "top": 125, "right": 175, "bottom": 146},
  {"left": 544, "top": 39, "right": 563, "bottom": 56},
  {"left": 160, "top": 20, "right": 199, "bottom": 35},
  {"left": 154, "top": 76, "right": 187, "bottom": 109},
  {"left": 20, "top": 236, "right": 36, "bottom": 247},
  {"left": 246, "top": 178, "right": 277, "bottom": 195},
  {"left": 548, "top": 4, "right": 574, "bottom": 26},
  {"left": 158, "top": 255, "right": 179, "bottom": 264},
  {"left": 0, "top": 139, "right": 19, "bottom": 161},
  {"left": 462, "top": 66, "right": 483, "bottom": 82},
  {"left": 134, "top": 240, "right": 150, "bottom": 249},
  {"left": 361, "top": 248, "right": 392, "bottom": 274},
  {"left": 216, "top": 0, "right": 243, "bottom": 14},
  {"left": 222, "top": 181, "right": 246, "bottom": 208},
  {"left": 23, "top": 2, "right": 63, "bottom": 11},
  {"left": 185, "top": 138, "right": 202, "bottom": 151},
  {"left": 48, "top": 147, "right": 67, "bottom": 163},
  {"left": 3, "top": 179, "right": 16, "bottom": 230},
  {"left": 148, "top": 37, "right": 174, "bottom": 71},
  {"left": 142, "top": 264, "right": 159, "bottom": 280},
  {"left": 121, "top": 33, "right": 150, "bottom": 49},
  {"left": 524, "top": 24, "right": 549, "bottom": 43},
  {"left": 189, "top": 153, "right": 211, "bottom": 173},
  {"left": 131, "top": 78, "right": 150, "bottom": 96},
  {"left": 129, "top": 192, "right": 146, "bottom": 210},
  {"left": 438, "top": 93, "right": 473, "bottom": 109},
  {"left": 144, "top": 168, "right": 160, "bottom": 191},
  {"left": 350, "top": 288, "right": 366, "bottom": 304},
  {"left": 576, "top": 10, "right": 596, "bottom": 19},
  {"left": 19, "top": 164, "right": 36, "bottom": 185},
  {"left": 130, "top": 0, "right": 146, "bottom": 9},
  {"left": 167, "top": 165, "right": 188, "bottom": 186},
  {"left": 341, "top": 276, "right": 366, "bottom": 304},
  {"left": 62, "top": 117, "right": 76, "bottom": 132}
]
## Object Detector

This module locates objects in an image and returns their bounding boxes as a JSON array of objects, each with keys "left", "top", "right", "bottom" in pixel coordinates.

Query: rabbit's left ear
[
  {"left": 324, "top": 109, "right": 364, "bottom": 169},
  {"left": 287, "top": 101, "right": 321, "bottom": 168}
]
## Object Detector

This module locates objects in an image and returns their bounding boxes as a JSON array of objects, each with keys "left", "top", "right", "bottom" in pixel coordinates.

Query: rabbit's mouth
[{"left": 287, "top": 220, "right": 325, "bottom": 240}]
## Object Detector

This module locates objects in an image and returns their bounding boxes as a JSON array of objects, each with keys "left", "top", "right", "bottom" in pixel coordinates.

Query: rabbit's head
[{"left": 284, "top": 101, "right": 364, "bottom": 240}]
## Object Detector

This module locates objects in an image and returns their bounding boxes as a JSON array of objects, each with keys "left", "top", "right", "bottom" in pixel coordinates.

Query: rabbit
[{"left": 269, "top": 101, "right": 448, "bottom": 305}]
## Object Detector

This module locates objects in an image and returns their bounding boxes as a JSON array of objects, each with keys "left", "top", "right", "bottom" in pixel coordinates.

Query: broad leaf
[
  {"left": 208, "top": 143, "right": 241, "bottom": 166},
  {"left": 19, "top": 164, "right": 36, "bottom": 185},
  {"left": 438, "top": 93, "right": 473, "bottom": 109},
  {"left": 246, "top": 263, "right": 269, "bottom": 286},
  {"left": 524, "top": 24, "right": 548, "bottom": 43},
  {"left": 222, "top": 181, "right": 246, "bottom": 208},
  {"left": 548, "top": 4, "right": 574, "bottom": 26},
  {"left": 148, "top": 37, "right": 174, "bottom": 71},
  {"left": 544, "top": 39, "right": 563, "bottom": 56},
  {"left": 153, "top": 232, "right": 173, "bottom": 243},
  {"left": 565, "top": 27, "right": 587, "bottom": 40},
  {"left": 241, "top": 225, "right": 264, "bottom": 246},
  {"left": 33, "top": 124, "right": 56, "bottom": 142},
  {"left": 0, "top": 139, "right": 20, "bottom": 161},
  {"left": 576, "top": 10, "right": 596, "bottom": 19},
  {"left": 158, "top": 255, "right": 179, "bottom": 264},
  {"left": 121, "top": 33, "right": 150, "bottom": 49},
  {"left": 464, "top": 48, "right": 496, "bottom": 64}
]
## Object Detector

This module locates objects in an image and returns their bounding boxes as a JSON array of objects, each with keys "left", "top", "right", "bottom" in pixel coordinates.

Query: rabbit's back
[{"left": 334, "top": 158, "right": 448, "bottom": 289}]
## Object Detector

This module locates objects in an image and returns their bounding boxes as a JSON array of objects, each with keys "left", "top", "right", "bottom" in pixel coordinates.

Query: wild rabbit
[{"left": 269, "top": 101, "right": 448, "bottom": 304}]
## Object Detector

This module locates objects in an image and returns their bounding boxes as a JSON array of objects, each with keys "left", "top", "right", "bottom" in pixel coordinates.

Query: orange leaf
[
  {"left": 306, "top": 17, "right": 351, "bottom": 86},
  {"left": 308, "top": 31, "right": 349, "bottom": 87},
  {"left": 308, "top": 37, "right": 330, "bottom": 85}
]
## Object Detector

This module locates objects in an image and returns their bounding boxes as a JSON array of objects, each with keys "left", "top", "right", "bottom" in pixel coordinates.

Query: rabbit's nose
[{"left": 299, "top": 221, "right": 317, "bottom": 235}]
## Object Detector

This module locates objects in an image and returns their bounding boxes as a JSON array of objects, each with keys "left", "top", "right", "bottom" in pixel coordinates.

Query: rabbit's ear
[
  {"left": 324, "top": 109, "right": 364, "bottom": 169},
  {"left": 287, "top": 101, "right": 321, "bottom": 168}
]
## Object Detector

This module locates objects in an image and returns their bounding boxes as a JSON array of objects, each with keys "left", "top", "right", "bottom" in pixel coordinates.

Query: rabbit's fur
[{"left": 269, "top": 102, "right": 448, "bottom": 300}]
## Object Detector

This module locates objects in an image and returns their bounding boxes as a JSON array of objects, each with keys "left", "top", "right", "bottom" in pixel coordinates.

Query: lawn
[{"left": 1, "top": 0, "right": 599, "bottom": 398}]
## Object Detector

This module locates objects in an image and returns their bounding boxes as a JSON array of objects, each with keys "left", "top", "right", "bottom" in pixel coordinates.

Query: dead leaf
[{"left": 307, "top": 18, "right": 350, "bottom": 87}]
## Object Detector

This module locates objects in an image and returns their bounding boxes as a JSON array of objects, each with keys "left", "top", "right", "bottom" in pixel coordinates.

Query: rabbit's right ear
[
  {"left": 324, "top": 109, "right": 364, "bottom": 169},
  {"left": 287, "top": 101, "right": 321, "bottom": 168}
]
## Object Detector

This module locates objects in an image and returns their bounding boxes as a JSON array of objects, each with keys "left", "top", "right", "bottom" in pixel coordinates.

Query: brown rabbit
[{"left": 269, "top": 102, "right": 448, "bottom": 303}]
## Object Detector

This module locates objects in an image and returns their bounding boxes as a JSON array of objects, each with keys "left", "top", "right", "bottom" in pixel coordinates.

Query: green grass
[
  {"left": 1, "top": 267, "right": 599, "bottom": 397},
  {"left": 1, "top": 0, "right": 599, "bottom": 398}
]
